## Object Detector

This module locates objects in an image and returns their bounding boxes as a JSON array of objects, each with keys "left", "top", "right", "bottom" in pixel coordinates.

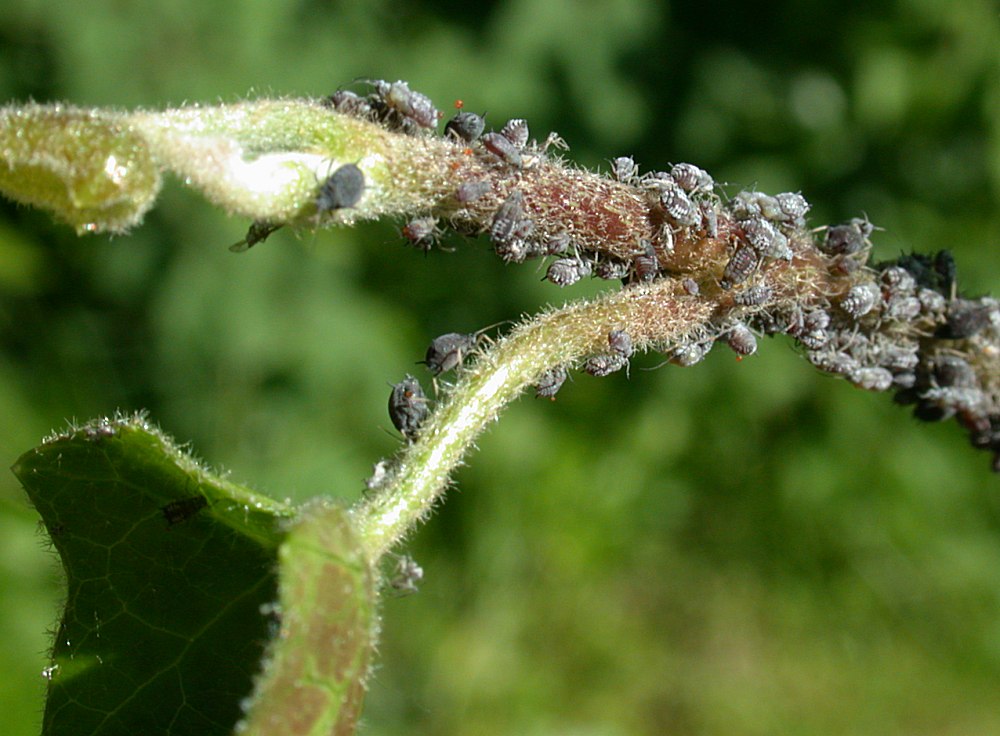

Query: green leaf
[{"left": 12, "top": 414, "right": 295, "bottom": 736}]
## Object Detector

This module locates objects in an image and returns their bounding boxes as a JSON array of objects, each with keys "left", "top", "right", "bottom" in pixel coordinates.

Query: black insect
[
  {"left": 316, "top": 163, "right": 365, "bottom": 213},
  {"left": 632, "top": 240, "right": 659, "bottom": 282},
  {"left": 481, "top": 131, "right": 523, "bottom": 167},
  {"left": 584, "top": 353, "right": 628, "bottom": 377},
  {"left": 720, "top": 244, "right": 760, "bottom": 290},
  {"left": 499, "top": 118, "right": 530, "bottom": 149},
  {"left": 388, "top": 375, "right": 430, "bottom": 440},
  {"left": 445, "top": 111, "right": 485, "bottom": 142},
  {"left": 423, "top": 333, "right": 480, "bottom": 375},
  {"left": 161, "top": 495, "right": 209, "bottom": 526},
  {"left": 535, "top": 365, "right": 569, "bottom": 400},
  {"left": 821, "top": 217, "right": 874, "bottom": 255},
  {"left": 230, "top": 221, "right": 284, "bottom": 252},
  {"left": 325, "top": 89, "right": 373, "bottom": 118}
]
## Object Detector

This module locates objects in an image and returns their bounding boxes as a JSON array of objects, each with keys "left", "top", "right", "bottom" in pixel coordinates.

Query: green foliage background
[{"left": 1, "top": 0, "right": 999, "bottom": 733}]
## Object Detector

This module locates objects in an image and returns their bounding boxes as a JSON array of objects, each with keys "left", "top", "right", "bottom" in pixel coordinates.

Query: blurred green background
[{"left": 2, "top": 0, "right": 999, "bottom": 734}]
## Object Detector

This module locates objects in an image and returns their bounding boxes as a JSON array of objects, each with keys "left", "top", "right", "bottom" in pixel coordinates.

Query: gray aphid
[{"left": 388, "top": 375, "right": 430, "bottom": 440}]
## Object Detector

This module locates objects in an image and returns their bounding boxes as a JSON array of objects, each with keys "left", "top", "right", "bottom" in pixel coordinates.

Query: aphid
[
  {"left": 724, "top": 323, "right": 757, "bottom": 356},
  {"left": 423, "top": 332, "right": 479, "bottom": 375},
  {"left": 731, "top": 190, "right": 781, "bottom": 220},
  {"left": 932, "top": 355, "right": 976, "bottom": 388},
  {"left": 670, "top": 341, "right": 713, "bottom": 367},
  {"left": 849, "top": 366, "right": 894, "bottom": 392},
  {"left": 535, "top": 365, "right": 569, "bottom": 400},
  {"left": 682, "top": 278, "right": 700, "bottom": 296},
  {"left": 161, "top": 495, "right": 208, "bottom": 526},
  {"left": 456, "top": 179, "right": 491, "bottom": 204},
  {"left": 773, "top": 192, "right": 810, "bottom": 222},
  {"left": 584, "top": 353, "right": 628, "bottom": 377},
  {"left": 499, "top": 118, "right": 530, "bottom": 149},
  {"left": 402, "top": 216, "right": 438, "bottom": 250},
  {"left": 938, "top": 300, "right": 998, "bottom": 339},
  {"left": 316, "top": 163, "right": 365, "bottom": 213},
  {"left": 839, "top": 283, "right": 881, "bottom": 319},
  {"left": 917, "top": 288, "right": 947, "bottom": 315},
  {"left": 490, "top": 190, "right": 534, "bottom": 243},
  {"left": 720, "top": 244, "right": 760, "bottom": 290},
  {"left": 595, "top": 259, "right": 631, "bottom": 281},
  {"left": 741, "top": 215, "right": 791, "bottom": 260},
  {"left": 612, "top": 156, "right": 638, "bottom": 183},
  {"left": 699, "top": 201, "right": 719, "bottom": 238},
  {"left": 546, "top": 257, "right": 592, "bottom": 287},
  {"left": 670, "top": 162, "right": 714, "bottom": 193},
  {"left": 877, "top": 344, "right": 919, "bottom": 372},
  {"left": 445, "top": 111, "right": 485, "bottom": 143},
  {"left": 808, "top": 350, "right": 858, "bottom": 376},
  {"left": 543, "top": 231, "right": 572, "bottom": 256},
  {"left": 388, "top": 375, "right": 430, "bottom": 440},
  {"left": 481, "top": 132, "right": 523, "bottom": 167},
  {"left": 821, "top": 217, "right": 874, "bottom": 255},
  {"left": 893, "top": 372, "right": 917, "bottom": 389},
  {"left": 389, "top": 555, "right": 424, "bottom": 595},
  {"left": 632, "top": 239, "right": 659, "bottom": 282},
  {"left": 879, "top": 266, "right": 916, "bottom": 293},
  {"left": 884, "top": 294, "right": 922, "bottom": 321},
  {"left": 608, "top": 329, "right": 634, "bottom": 358},
  {"left": 325, "top": 89, "right": 373, "bottom": 118},
  {"left": 230, "top": 221, "right": 283, "bottom": 252},
  {"left": 659, "top": 183, "right": 700, "bottom": 227},
  {"left": 373, "top": 80, "right": 439, "bottom": 129},
  {"left": 733, "top": 285, "right": 772, "bottom": 306}
]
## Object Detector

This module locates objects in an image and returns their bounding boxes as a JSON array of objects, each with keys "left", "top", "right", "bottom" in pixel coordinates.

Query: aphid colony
[{"left": 320, "top": 82, "right": 1000, "bottom": 472}]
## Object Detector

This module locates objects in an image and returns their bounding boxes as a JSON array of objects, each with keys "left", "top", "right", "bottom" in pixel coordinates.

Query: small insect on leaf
[
  {"left": 445, "top": 112, "right": 485, "bottom": 143},
  {"left": 161, "top": 495, "right": 209, "bottom": 526},
  {"left": 316, "top": 163, "right": 365, "bottom": 214},
  {"left": 230, "top": 221, "right": 283, "bottom": 253},
  {"left": 535, "top": 365, "right": 569, "bottom": 400},
  {"left": 388, "top": 375, "right": 430, "bottom": 441}
]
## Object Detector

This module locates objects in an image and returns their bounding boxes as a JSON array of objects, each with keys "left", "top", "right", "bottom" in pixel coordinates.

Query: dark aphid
[
  {"left": 849, "top": 366, "right": 894, "bottom": 392},
  {"left": 373, "top": 80, "right": 440, "bottom": 129},
  {"left": 840, "top": 283, "right": 881, "bottom": 319},
  {"left": 325, "top": 89, "right": 373, "bottom": 118},
  {"left": 932, "top": 355, "right": 976, "bottom": 388},
  {"left": 230, "top": 221, "right": 283, "bottom": 252},
  {"left": 596, "top": 259, "right": 631, "bottom": 281},
  {"left": 490, "top": 190, "right": 527, "bottom": 243},
  {"left": 608, "top": 329, "right": 634, "bottom": 358},
  {"left": 390, "top": 555, "right": 424, "bottom": 595},
  {"left": 612, "top": 156, "right": 638, "bottom": 183},
  {"left": 892, "top": 250, "right": 956, "bottom": 295},
  {"left": 670, "top": 162, "right": 714, "bottom": 193},
  {"left": 742, "top": 215, "right": 791, "bottom": 260},
  {"left": 481, "top": 131, "right": 523, "bottom": 167},
  {"left": 724, "top": 323, "right": 757, "bottom": 356},
  {"left": 774, "top": 192, "right": 810, "bottom": 222},
  {"left": 938, "top": 300, "right": 998, "bottom": 339},
  {"left": 821, "top": 217, "right": 874, "bottom": 255},
  {"left": 388, "top": 374, "right": 430, "bottom": 440},
  {"left": 456, "top": 179, "right": 491, "bottom": 204},
  {"left": 632, "top": 239, "right": 659, "bottom": 282},
  {"left": 424, "top": 332, "right": 478, "bottom": 375},
  {"left": 161, "top": 495, "right": 208, "bottom": 526},
  {"left": 584, "top": 353, "right": 628, "bottom": 377},
  {"left": 535, "top": 365, "right": 569, "bottom": 400},
  {"left": 445, "top": 111, "right": 485, "bottom": 142},
  {"left": 402, "top": 216, "right": 438, "bottom": 250},
  {"left": 733, "top": 284, "right": 772, "bottom": 306},
  {"left": 720, "top": 244, "right": 760, "bottom": 290},
  {"left": 499, "top": 118, "right": 530, "bottom": 149},
  {"left": 659, "top": 183, "right": 700, "bottom": 227},
  {"left": 316, "top": 163, "right": 365, "bottom": 213},
  {"left": 546, "top": 257, "right": 592, "bottom": 287},
  {"left": 682, "top": 278, "right": 700, "bottom": 296}
]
